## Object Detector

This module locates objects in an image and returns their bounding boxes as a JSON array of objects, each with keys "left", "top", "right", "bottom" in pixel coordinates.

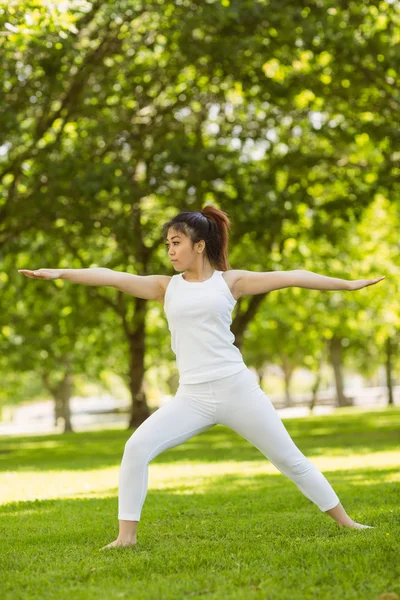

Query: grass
[{"left": 0, "top": 405, "right": 399, "bottom": 600}]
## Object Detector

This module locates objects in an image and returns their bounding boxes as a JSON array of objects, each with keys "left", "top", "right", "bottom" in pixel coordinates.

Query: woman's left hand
[{"left": 348, "top": 276, "right": 386, "bottom": 291}]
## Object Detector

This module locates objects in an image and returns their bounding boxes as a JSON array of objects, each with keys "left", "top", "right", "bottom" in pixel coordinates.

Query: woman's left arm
[
  {"left": 233, "top": 269, "right": 386, "bottom": 297},
  {"left": 291, "top": 270, "right": 386, "bottom": 291}
]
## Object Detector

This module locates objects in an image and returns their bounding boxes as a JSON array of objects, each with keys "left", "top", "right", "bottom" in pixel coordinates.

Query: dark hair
[{"left": 162, "top": 205, "right": 232, "bottom": 271}]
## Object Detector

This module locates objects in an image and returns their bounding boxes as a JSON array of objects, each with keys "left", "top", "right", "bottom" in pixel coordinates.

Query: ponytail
[{"left": 200, "top": 205, "right": 231, "bottom": 271}]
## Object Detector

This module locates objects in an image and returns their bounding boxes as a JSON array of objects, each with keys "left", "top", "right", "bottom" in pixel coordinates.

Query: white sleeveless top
[{"left": 163, "top": 270, "right": 247, "bottom": 384}]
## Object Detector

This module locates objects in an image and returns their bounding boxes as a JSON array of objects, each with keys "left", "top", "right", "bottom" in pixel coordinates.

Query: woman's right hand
[{"left": 18, "top": 269, "right": 61, "bottom": 280}]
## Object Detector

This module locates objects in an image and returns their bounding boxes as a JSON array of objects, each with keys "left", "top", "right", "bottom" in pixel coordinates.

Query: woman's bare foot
[
  {"left": 99, "top": 537, "right": 137, "bottom": 550},
  {"left": 339, "top": 520, "right": 374, "bottom": 529},
  {"left": 100, "top": 520, "right": 139, "bottom": 550},
  {"left": 325, "top": 503, "right": 374, "bottom": 529}
]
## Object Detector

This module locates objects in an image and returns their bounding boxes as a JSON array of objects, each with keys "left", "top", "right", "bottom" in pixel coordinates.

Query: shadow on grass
[
  {"left": 1, "top": 465, "right": 398, "bottom": 532},
  {"left": 0, "top": 407, "right": 399, "bottom": 473}
]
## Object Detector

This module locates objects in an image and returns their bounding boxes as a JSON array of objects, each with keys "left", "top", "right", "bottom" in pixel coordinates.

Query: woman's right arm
[{"left": 18, "top": 268, "right": 170, "bottom": 302}]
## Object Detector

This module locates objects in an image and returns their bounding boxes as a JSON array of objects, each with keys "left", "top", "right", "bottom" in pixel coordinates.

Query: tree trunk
[
  {"left": 54, "top": 396, "right": 63, "bottom": 427},
  {"left": 385, "top": 336, "right": 394, "bottom": 405},
  {"left": 60, "top": 370, "right": 73, "bottom": 433},
  {"left": 54, "top": 366, "right": 74, "bottom": 433},
  {"left": 328, "top": 336, "right": 352, "bottom": 407},
  {"left": 309, "top": 367, "right": 322, "bottom": 413},
  {"left": 255, "top": 367, "right": 264, "bottom": 389},
  {"left": 231, "top": 294, "right": 268, "bottom": 348},
  {"left": 42, "top": 365, "right": 73, "bottom": 432},
  {"left": 281, "top": 357, "right": 294, "bottom": 407},
  {"left": 128, "top": 316, "right": 150, "bottom": 428},
  {"left": 283, "top": 371, "right": 293, "bottom": 407}
]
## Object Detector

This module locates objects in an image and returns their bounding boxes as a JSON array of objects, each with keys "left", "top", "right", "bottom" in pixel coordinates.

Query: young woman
[{"left": 19, "top": 205, "right": 384, "bottom": 549}]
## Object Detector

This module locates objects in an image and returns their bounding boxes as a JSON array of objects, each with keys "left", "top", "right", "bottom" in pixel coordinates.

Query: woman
[{"left": 19, "top": 205, "right": 384, "bottom": 549}]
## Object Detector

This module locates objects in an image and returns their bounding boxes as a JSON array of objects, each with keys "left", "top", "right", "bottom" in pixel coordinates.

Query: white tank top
[{"left": 163, "top": 269, "right": 247, "bottom": 384}]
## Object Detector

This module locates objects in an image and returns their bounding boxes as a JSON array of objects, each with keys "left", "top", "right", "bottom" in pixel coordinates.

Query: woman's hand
[
  {"left": 18, "top": 269, "right": 61, "bottom": 280},
  {"left": 348, "top": 276, "right": 385, "bottom": 291}
]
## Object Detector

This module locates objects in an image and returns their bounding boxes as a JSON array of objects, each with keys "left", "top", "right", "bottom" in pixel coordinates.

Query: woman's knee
[
  {"left": 289, "top": 457, "right": 314, "bottom": 478},
  {"left": 275, "top": 452, "right": 314, "bottom": 478},
  {"left": 122, "top": 434, "right": 150, "bottom": 464}
]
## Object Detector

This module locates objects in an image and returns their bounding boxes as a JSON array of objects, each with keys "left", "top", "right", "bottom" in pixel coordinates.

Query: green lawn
[{"left": 1, "top": 406, "right": 399, "bottom": 600}]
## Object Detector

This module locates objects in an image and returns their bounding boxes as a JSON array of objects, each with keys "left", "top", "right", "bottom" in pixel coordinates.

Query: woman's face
[
  {"left": 165, "top": 229, "right": 204, "bottom": 269},
  {"left": 165, "top": 229, "right": 187, "bottom": 268}
]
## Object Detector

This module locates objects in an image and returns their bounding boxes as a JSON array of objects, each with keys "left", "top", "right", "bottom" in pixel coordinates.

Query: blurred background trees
[{"left": 1, "top": 0, "right": 399, "bottom": 432}]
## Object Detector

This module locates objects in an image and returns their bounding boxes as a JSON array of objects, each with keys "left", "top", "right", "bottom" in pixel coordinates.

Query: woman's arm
[
  {"left": 293, "top": 269, "right": 385, "bottom": 291},
  {"left": 292, "top": 270, "right": 385, "bottom": 291},
  {"left": 60, "top": 268, "right": 115, "bottom": 285},
  {"left": 18, "top": 268, "right": 170, "bottom": 301},
  {"left": 233, "top": 269, "right": 385, "bottom": 296},
  {"left": 18, "top": 267, "right": 114, "bottom": 285}
]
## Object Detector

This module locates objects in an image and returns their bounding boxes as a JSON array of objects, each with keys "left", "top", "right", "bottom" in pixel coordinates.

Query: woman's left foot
[{"left": 340, "top": 520, "right": 374, "bottom": 529}]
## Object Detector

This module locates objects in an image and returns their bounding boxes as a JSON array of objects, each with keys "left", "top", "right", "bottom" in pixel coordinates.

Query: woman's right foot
[{"left": 99, "top": 537, "right": 137, "bottom": 550}]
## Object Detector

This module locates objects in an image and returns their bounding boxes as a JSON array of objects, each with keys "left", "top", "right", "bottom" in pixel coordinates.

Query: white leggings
[{"left": 118, "top": 367, "right": 340, "bottom": 521}]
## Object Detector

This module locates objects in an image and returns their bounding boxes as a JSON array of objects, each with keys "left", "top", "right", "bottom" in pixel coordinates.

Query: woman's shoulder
[
  {"left": 156, "top": 274, "right": 177, "bottom": 304},
  {"left": 220, "top": 270, "right": 245, "bottom": 301}
]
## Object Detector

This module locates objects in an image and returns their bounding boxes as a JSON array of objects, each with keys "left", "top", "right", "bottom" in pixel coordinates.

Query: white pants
[{"left": 118, "top": 367, "right": 340, "bottom": 521}]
